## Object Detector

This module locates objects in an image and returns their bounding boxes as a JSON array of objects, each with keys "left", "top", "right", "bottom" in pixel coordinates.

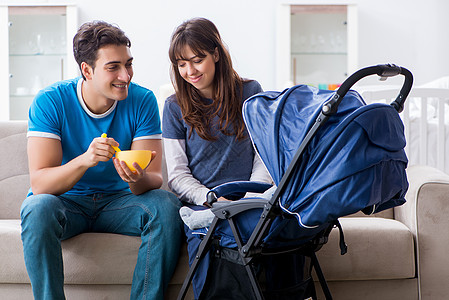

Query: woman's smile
[{"left": 189, "top": 75, "right": 203, "bottom": 83}]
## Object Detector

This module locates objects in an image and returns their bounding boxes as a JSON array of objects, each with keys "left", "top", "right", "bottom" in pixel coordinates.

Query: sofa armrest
[{"left": 394, "top": 165, "right": 449, "bottom": 299}]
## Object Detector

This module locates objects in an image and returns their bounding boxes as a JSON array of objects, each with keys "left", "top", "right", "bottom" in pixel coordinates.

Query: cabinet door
[
  {"left": 276, "top": 3, "right": 357, "bottom": 90},
  {"left": 1, "top": 5, "right": 77, "bottom": 121},
  {"left": 291, "top": 5, "right": 347, "bottom": 88}
]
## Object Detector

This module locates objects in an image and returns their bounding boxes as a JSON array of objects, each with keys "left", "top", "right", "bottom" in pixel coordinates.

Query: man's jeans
[{"left": 20, "top": 189, "right": 183, "bottom": 300}]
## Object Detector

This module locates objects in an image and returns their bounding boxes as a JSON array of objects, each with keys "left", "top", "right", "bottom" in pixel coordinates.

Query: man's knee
[
  {"left": 20, "top": 194, "right": 61, "bottom": 222},
  {"left": 141, "top": 189, "right": 181, "bottom": 212},
  {"left": 139, "top": 189, "right": 183, "bottom": 232}
]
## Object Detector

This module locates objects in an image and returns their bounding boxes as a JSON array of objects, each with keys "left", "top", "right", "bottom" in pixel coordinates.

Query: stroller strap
[{"left": 333, "top": 220, "right": 348, "bottom": 255}]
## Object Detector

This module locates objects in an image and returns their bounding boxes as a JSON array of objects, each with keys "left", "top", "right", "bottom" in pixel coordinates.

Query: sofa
[{"left": 0, "top": 119, "right": 448, "bottom": 299}]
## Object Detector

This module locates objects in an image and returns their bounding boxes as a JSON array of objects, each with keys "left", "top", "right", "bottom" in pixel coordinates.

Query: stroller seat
[{"left": 178, "top": 64, "right": 413, "bottom": 300}]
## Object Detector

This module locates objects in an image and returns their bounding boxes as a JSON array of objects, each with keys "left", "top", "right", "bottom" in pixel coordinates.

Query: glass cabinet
[
  {"left": 0, "top": 4, "right": 78, "bottom": 121},
  {"left": 276, "top": 2, "right": 357, "bottom": 90}
]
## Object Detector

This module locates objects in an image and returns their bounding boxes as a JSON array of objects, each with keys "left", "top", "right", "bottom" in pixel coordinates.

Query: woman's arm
[
  {"left": 244, "top": 152, "right": 273, "bottom": 198},
  {"left": 249, "top": 152, "right": 272, "bottom": 183},
  {"left": 163, "top": 138, "right": 210, "bottom": 205}
]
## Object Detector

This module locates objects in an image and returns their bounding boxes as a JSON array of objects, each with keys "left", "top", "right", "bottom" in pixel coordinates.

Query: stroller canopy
[{"left": 243, "top": 85, "right": 408, "bottom": 235}]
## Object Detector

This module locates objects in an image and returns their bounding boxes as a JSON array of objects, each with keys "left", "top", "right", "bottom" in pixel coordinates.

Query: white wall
[
  {"left": 70, "top": 0, "right": 279, "bottom": 96},
  {"left": 2, "top": 0, "right": 449, "bottom": 93},
  {"left": 356, "top": 0, "right": 449, "bottom": 87}
]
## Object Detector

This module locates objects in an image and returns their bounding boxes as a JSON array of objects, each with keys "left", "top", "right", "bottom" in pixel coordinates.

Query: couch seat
[
  {"left": 317, "top": 217, "right": 415, "bottom": 281},
  {"left": 0, "top": 220, "right": 189, "bottom": 286}
]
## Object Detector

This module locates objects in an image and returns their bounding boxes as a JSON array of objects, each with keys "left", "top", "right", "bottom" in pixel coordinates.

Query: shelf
[
  {"left": 292, "top": 52, "right": 347, "bottom": 56},
  {"left": 10, "top": 94, "right": 35, "bottom": 98},
  {"left": 10, "top": 53, "right": 65, "bottom": 57}
]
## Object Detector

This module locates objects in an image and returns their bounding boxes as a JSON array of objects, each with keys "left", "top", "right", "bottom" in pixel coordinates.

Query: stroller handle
[{"left": 323, "top": 64, "right": 413, "bottom": 114}]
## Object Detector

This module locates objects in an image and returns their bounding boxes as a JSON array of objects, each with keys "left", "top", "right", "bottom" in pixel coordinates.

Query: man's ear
[
  {"left": 81, "top": 62, "right": 93, "bottom": 80},
  {"left": 213, "top": 47, "right": 219, "bottom": 63}
]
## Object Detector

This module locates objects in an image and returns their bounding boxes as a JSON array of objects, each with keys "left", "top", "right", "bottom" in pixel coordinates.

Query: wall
[
  {"left": 64, "top": 0, "right": 277, "bottom": 98},
  {"left": 356, "top": 0, "right": 449, "bottom": 87},
  {"left": 2, "top": 0, "right": 448, "bottom": 93}
]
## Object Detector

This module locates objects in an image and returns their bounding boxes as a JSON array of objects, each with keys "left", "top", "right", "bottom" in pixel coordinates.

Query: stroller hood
[{"left": 243, "top": 85, "right": 408, "bottom": 232}]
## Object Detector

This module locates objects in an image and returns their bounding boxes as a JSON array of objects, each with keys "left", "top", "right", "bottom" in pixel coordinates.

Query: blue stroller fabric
[
  {"left": 189, "top": 84, "right": 409, "bottom": 298},
  {"left": 193, "top": 85, "right": 408, "bottom": 247},
  {"left": 242, "top": 85, "right": 408, "bottom": 243}
]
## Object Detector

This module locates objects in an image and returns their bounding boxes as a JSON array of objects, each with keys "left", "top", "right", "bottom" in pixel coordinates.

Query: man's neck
[{"left": 81, "top": 80, "right": 115, "bottom": 114}]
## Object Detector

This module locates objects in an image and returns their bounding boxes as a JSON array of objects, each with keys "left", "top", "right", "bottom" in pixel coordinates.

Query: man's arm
[
  {"left": 28, "top": 136, "right": 115, "bottom": 195},
  {"left": 113, "top": 138, "right": 163, "bottom": 195}
]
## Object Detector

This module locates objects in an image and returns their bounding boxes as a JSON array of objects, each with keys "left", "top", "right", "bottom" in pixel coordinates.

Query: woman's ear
[
  {"left": 213, "top": 47, "right": 219, "bottom": 63},
  {"left": 81, "top": 62, "right": 93, "bottom": 80}
]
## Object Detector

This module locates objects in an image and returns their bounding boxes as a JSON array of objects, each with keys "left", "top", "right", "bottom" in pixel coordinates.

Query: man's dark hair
[{"left": 73, "top": 20, "right": 131, "bottom": 79}]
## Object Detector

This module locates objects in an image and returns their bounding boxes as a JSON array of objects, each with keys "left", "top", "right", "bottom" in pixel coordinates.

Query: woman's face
[{"left": 176, "top": 45, "right": 219, "bottom": 99}]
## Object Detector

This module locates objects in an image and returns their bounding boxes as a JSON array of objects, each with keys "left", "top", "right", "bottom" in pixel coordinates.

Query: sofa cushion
[
  {"left": 0, "top": 175, "right": 29, "bottom": 219},
  {"left": 317, "top": 217, "right": 415, "bottom": 281},
  {"left": 0, "top": 220, "right": 29, "bottom": 283},
  {"left": 0, "top": 121, "right": 29, "bottom": 219},
  {"left": 1, "top": 217, "right": 414, "bottom": 284},
  {"left": 0, "top": 219, "right": 189, "bottom": 285}
]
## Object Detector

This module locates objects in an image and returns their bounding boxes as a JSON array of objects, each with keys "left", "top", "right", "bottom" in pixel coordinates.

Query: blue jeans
[{"left": 20, "top": 189, "right": 183, "bottom": 300}]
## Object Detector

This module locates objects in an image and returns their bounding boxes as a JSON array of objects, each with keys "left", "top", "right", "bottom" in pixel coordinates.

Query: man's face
[{"left": 88, "top": 44, "right": 134, "bottom": 102}]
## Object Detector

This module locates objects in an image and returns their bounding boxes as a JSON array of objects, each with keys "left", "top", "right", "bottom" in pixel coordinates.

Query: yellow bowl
[{"left": 115, "top": 150, "right": 152, "bottom": 172}]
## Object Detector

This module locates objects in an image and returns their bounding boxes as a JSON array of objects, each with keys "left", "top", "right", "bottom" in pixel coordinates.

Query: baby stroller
[{"left": 177, "top": 64, "right": 413, "bottom": 300}]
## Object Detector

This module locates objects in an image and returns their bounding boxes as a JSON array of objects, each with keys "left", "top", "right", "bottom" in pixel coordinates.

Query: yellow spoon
[{"left": 101, "top": 133, "right": 121, "bottom": 152}]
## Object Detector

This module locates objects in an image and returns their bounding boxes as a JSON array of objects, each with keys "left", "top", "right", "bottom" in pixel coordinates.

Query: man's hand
[
  {"left": 118, "top": 139, "right": 163, "bottom": 195},
  {"left": 81, "top": 136, "right": 119, "bottom": 168},
  {"left": 113, "top": 151, "right": 157, "bottom": 183}
]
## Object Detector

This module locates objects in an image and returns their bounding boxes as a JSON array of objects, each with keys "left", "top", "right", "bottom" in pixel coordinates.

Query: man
[{"left": 20, "top": 20, "right": 182, "bottom": 300}]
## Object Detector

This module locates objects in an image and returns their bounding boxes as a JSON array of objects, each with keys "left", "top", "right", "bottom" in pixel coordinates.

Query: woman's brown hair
[{"left": 169, "top": 18, "right": 246, "bottom": 141}]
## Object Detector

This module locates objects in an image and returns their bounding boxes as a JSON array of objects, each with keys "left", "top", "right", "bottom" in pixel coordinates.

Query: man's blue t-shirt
[
  {"left": 28, "top": 77, "right": 161, "bottom": 195},
  {"left": 162, "top": 80, "right": 262, "bottom": 189}
]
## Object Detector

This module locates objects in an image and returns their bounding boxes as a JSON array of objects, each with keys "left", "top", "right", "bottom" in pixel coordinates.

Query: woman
[{"left": 162, "top": 17, "right": 272, "bottom": 298}]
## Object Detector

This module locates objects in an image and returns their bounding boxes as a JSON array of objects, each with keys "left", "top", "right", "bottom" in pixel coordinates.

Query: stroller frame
[{"left": 177, "top": 64, "right": 413, "bottom": 300}]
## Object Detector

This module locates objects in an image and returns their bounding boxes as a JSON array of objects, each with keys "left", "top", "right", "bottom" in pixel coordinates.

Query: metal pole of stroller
[
  {"left": 310, "top": 251, "right": 333, "bottom": 300},
  {"left": 177, "top": 217, "right": 220, "bottom": 300}
]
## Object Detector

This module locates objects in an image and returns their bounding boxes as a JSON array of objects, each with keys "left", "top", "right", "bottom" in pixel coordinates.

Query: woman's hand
[
  {"left": 204, "top": 196, "right": 231, "bottom": 207},
  {"left": 217, "top": 197, "right": 231, "bottom": 202}
]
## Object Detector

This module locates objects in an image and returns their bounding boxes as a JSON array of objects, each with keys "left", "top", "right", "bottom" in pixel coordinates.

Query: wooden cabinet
[
  {"left": 0, "top": 4, "right": 78, "bottom": 120},
  {"left": 276, "top": 2, "right": 357, "bottom": 90}
]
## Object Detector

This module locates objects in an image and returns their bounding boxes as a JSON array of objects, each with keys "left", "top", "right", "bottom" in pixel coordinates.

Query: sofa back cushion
[{"left": 0, "top": 121, "right": 29, "bottom": 219}]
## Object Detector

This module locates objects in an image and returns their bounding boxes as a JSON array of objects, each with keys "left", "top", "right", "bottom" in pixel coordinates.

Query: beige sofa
[{"left": 0, "top": 120, "right": 447, "bottom": 299}]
